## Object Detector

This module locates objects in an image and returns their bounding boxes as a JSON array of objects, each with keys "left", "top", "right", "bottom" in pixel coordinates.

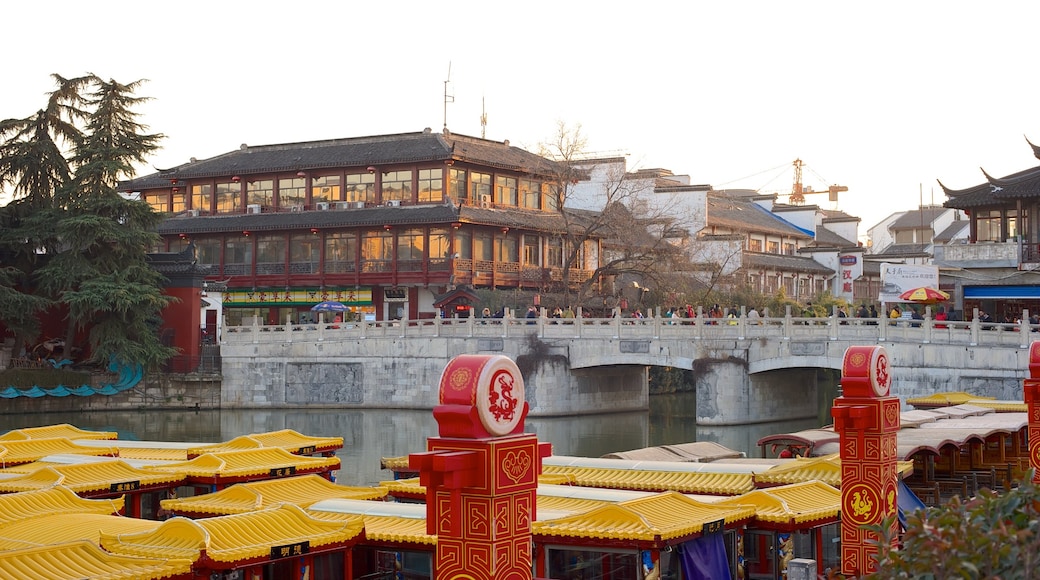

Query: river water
[{"left": 0, "top": 394, "right": 824, "bottom": 486}]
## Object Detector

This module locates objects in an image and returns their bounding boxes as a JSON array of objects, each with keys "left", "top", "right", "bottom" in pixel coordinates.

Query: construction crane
[{"left": 789, "top": 158, "right": 847, "bottom": 205}]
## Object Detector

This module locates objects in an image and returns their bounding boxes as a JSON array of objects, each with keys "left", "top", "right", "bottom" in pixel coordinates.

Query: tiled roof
[
  {"left": 0, "top": 461, "right": 184, "bottom": 494},
  {"left": 156, "top": 202, "right": 579, "bottom": 236},
  {"left": 149, "top": 447, "right": 339, "bottom": 481},
  {"left": 743, "top": 252, "right": 834, "bottom": 274},
  {"left": 533, "top": 491, "right": 755, "bottom": 544},
  {"left": 187, "top": 429, "right": 343, "bottom": 457},
  {"left": 101, "top": 504, "right": 364, "bottom": 564},
  {"left": 0, "top": 540, "right": 194, "bottom": 580},
  {"left": 307, "top": 509, "right": 437, "bottom": 546},
  {"left": 933, "top": 221, "right": 968, "bottom": 243},
  {"left": 378, "top": 474, "right": 576, "bottom": 501},
  {"left": 707, "top": 195, "right": 811, "bottom": 238},
  {"left": 890, "top": 207, "right": 947, "bottom": 229},
  {"left": 0, "top": 437, "right": 117, "bottom": 466},
  {"left": 870, "top": 243, "right": 930, "bottom": 257},
  {"left": 123, "top": 130, "right": 563, "bottom": 191},
  {"left": 0, "top": 513, "right": 160, "bottom": 551},
  {"left": 162, "top": 474, "right": 387, "bottom": 516},
  {"left": 539, "top": 464, "right": 755, "bottom": 495},
  {"left": 712, "top": 481, "right": 841, "bottom": 526},
  {"left": 812, "top": 226, "right": 858, "bottom": 249},
  {"left": 0, "top": 486, "right": 123, "bottom": 526},
  {"left": 942, "top": 164, "right": 1040, "bottom": 209},
  {"left": 0, "top": 423, "right": 117, "bottom": 441}
]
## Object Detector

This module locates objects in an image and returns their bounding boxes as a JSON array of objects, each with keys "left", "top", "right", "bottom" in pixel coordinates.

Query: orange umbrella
[{"left": 899, "top": 287, "right": 949, "bottom": 303}]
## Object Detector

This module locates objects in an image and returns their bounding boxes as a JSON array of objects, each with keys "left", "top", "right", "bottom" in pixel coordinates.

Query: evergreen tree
[{"left": 2, "top": 74, "right": 175, "bottom": 369}]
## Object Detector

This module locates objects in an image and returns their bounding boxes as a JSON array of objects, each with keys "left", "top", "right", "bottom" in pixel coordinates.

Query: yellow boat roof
[
  {"left": 0, "top": 540, "right": 193, "bottom": 580},
  {"left": 0, "top": 486, "right": 123, "bottom": 526},
  {"left": 0, "top": 461, "right": 184, "bottom": 494},
  {"left": 161, "top": 474, "right": 387, "bottom": 516},
  {"left": 713, "top": 481, "right": 842, "bottom": 525},
  {"left": 754, "top": 454, "right": 915, "bottom": 486},
  {"left": 0, "top": 437, "right": 118, "bottom": 466},
  {"left": 907, "top": 392, "right": 1025, "bottom": 412},
  {"left": 540, "top": 464, "right": 754, "bottom": 495},
  {"left": 150, "top": 447, "right": 339, "bottom": 480},
  {"left": 307, "top": 509, "right": 437, "bottom": 546},
  {"left": 0, "top": 424, "right": 118, "bottom": 441},
  {"left": 101, "top": 504, "right": 364, "bottom": 564},
  {"left": 188, "top": 429, "right": 343, "bottom": 457},
  {"left": 379, "top": 474, "right": 575, "bottom": 499},
  {"left": 0, "top": 513, "right": 160, "bottom": 551},
  {"left": 533, "top": 490, "right": 756, "bottom": 543}
]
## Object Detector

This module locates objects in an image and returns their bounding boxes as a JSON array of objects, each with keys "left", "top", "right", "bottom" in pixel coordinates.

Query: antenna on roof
[
  {"left": 443, "top": 62, "right": 454, "bottom": 132},
  {"left": 480, "top": 96, "right": 487, "bottom": 139}
]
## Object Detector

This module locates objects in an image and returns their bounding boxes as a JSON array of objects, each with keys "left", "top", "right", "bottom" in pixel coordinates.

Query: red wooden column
[
  {"left": 832, "top": 346, "right": 900, "bottom": 577},
  {"left": 1025, "top": 342, "right": 1040, "bottom": 485},
  {"left": 410, "top": 354, "right": 549, "bottom": 580}
]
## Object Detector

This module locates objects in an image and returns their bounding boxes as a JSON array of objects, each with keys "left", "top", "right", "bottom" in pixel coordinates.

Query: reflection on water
[{"left": 1, "top": 393, "right": 823, "bottom": 487}]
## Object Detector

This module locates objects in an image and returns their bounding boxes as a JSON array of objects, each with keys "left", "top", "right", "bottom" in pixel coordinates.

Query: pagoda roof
[
  {"left": 711, "top": 481, "right": 841, "bottom": 528},
  {"left": 0, "top": 540, "right": 193, "bottom": 580},
  {"left": 0, "top": 423, "right": 117, "bottom": 441},
  {"left": 148, "top": 447, "right": 339, "bottom": 483},
  {"left": 941, "top": 140, "right": 1040, "bottom": 209},
  {"left": 0, "top": 513, "right": 160, "bottom": 551},
  {"left": 122, "top": 130, "right": 563, "bottom": 191},
  {"left": 187, "top": 429, "right": 343, "bottom": 458},
  {"left": 0, "top": 461, "right": 184, "bottom": 494},
  {"left": 0, "top": 437, "right": 117, "bottom": 466},
  {"left": 100, "top": 504, "right": 364, "bottom": 564},
  {"left": 161, "top": 474, "right": 386, "bottom": 517},
  {"left": 0, "top": 486, "right": 123, "bottom": 526}
]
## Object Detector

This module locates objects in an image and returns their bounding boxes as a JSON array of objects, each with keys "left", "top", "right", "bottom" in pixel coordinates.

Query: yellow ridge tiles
[
  {"left": 162, "top": 474, "right": 386, "bottom": 516},
  {"left": 0, "top": 540, "right": 193, "bottom": 580}
]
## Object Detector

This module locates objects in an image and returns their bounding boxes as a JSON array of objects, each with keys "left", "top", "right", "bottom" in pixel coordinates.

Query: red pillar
[
  {"left": 832, "top": 346, "right": 900, "bottom": 576},
  {"left": 1025, "top": 342, "right": 1040, "bottom": 485},
  {"left": 409, "top": 355, "right": 549, "bottom": 580}
]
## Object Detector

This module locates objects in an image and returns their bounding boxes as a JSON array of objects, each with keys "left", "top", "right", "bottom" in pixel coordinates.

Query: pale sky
[{"left": 4, "top": 1, "right": 1039, "bottom": 233}]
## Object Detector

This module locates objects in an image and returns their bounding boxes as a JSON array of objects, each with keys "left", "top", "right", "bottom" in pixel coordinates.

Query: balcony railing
[{"left": 221, "top": 307, "right": 1038, "bottom": 348}]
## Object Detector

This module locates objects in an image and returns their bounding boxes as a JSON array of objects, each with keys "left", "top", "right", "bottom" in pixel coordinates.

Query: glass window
[
  {"left": 520, "top": 179, "right": 541, "bottom": 209},
  {"left": 783, "top": 242, "right": 795, "bottom": 255},
  {"left": 473, "top": 231, "right": 493, "bottom": 261},
  {"left": 496, "top": 176, "right": 517, "bottom": 206},
  {"left": 256, "top": 234, "right": 286, "bottom": 275},
  {"left": 196, "top": 238, "right": 221, "bottom": 269},
  {"left": 381, "top": 170, "right": 413, "bottom": 202},
  {"left": 223, "top": 235, "right": 253, "bottom": 276},
  {"left": 429, "top": 228, "right": 450, "bottom": 259},
  {"left": 766, "top": 240, "right": 780, "bottom": 254},
  {"left": 749, "top": 238, "right": 763, "bottom": 252},
  {"left": 191, "top": 184, "right": 212, "bottom": 214},
  {"left": 470, "top": 172, "right": 492, "bottom": 205},
  {"left": 544, "top": 181, "right": 563, "bottom": 212},
  {"left": 455, "top": 230, "right": 472, "bottom": 260},
  {"left": 547, "top": 548, "right": 637, "bottom": 580},
  {"left": 397, "top": 228, "right": 424, "bottom": 271},
  {"left": 1008, "top": 209, "right": 1023, "bottom": 240},
  {"left": 976, "top": 209, "right": 1001, "bottom": 242},
  {"left": 523, "top": 236, "right": 540, "bottom": 265},
  {"left": 141, "top": 192, "right": 167, "bottom": 212},
  {"left": 216, "top": 181, "right": 241, "bottom": 213},
  {"left": 247, "top": 179, "right": 274, "bottom": 207},
  {"left": 547, "top": 237, "right": 563, "bottom": 267},
  {"left": 448, "top": 168, "right": 467, "bottom": 202},
  {"left": 345, "top": 173, "right": 375, "bottom": 204},
  {"left": 289, "top": 233, "right": 320, "bottom": 274},
  {"left": 278, "top": 177, "right": 306, "bottom": 209},
  {"left": 418, "top": 168, "right": 443, "bottom": 202},
  {"left": 324, "top": 232, "right": 357, "bottom": 273},
  {"left": 313, "top": 175, "right": 342, "bottom": 203},
  {"left": 171, "top": 191, "right": 186, "bottom": 213},
  {"left": 497, "top": 232, "right": 518, "bottom": 262},
  {"left": 361, "top": 230, "right": 394, "bottom": 272}
]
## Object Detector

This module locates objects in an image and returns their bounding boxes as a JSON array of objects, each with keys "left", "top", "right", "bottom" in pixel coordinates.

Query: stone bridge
[{"left": 219, "top": 314, "right": 1034, "bottom": 425}]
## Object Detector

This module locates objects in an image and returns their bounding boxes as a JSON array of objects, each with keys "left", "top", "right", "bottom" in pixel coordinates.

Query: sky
[{"left": 4, "top": 1, "right": 1040, "bottom": 233}]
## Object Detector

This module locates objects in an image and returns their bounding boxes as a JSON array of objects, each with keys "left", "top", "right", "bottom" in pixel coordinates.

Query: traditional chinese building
[{"left": 121, "top": 129, "right": 602, "bottom": 326}]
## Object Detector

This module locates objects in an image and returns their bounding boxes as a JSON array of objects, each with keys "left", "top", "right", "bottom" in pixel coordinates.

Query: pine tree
[{"left": 2, "top": 74, "right": 176, "bottom": 370}]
